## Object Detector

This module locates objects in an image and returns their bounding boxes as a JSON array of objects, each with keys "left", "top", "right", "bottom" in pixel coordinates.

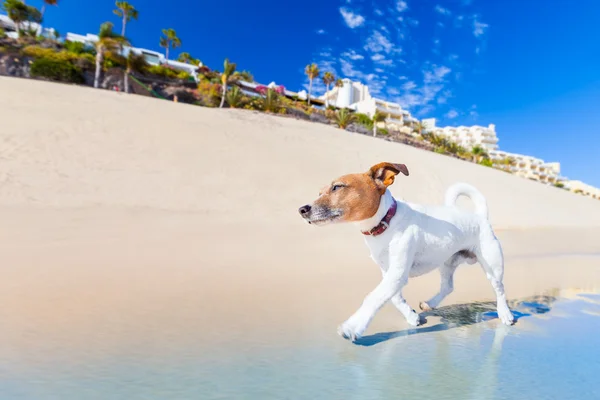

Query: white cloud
[
  {"left": 470, "top": 104, "right": 479, "bottom": 119},
  {"left": 435, "top": 5, "right": 451, "bottom": 15},
  {"left": 374, "top": 8, "right": 384, "bottom": 16},
  {"left": 424, "top": 65, "right": 451, "bottom": 84},
  {"left": 341, "top": 49, "right": 364, "bottom": 60},
  {"left": 396, "top": 1, "right": 408, "bottom": 12},
  {"left": 394, "top": 65, "right": 452, "bottom": 114},
  {"left": 402, "top": 81, "right": 417, "bottom": 90},
  {"left": 316, "top": 29, "right": 326, "bottom": 35},
  {"left": 375, "top": 67, "right": 385, "bottom": 73},
  {"left": 364, "top": 30, "right": 395, "bottom": 54},
  {"left": 340, "top": 8, "right": 365, "bottom": 29},
  {"left": 371, "top": 54, "right": 394, "bottom": 66},
  {"left": 473, "top": 16, "right": 489, "bottom": 37},
  {"left": 445, "top": 110, "right": 459, "bottom": 119}
]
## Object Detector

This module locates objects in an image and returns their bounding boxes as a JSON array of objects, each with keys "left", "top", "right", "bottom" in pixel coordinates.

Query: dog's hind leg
[
  {"left": 419, "top": 258, "right": 459, "bottom": 312},
  {"left": 476, "top": 231, "right": 515, "bottom": 326},
  {"left": 419, "top": 251, "right": 476, "bottom": 311}
]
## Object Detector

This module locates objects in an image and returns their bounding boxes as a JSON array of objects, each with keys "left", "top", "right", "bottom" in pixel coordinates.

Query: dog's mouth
[{"left": 303, "top": 208, "right": 343, "bottom": 226}]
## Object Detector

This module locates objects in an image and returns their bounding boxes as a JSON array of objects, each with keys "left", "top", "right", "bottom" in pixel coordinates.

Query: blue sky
[{"left": 24, "top": 0, "right": 600, "bottom": 186}]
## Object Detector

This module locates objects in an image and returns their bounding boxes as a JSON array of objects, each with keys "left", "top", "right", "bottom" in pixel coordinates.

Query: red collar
[{"left": 362, "top": 201, "right": 397, "bottom": 236}]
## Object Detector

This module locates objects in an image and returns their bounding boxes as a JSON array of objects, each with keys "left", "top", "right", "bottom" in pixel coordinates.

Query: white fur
[{"left": 337, "top": 182, "right": 514, "bottom": 342}]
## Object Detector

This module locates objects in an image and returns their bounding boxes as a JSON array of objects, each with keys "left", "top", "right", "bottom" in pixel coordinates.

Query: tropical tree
[
  {"left": 219, "top": 58, "right": 236, "bottom": 108},
  {"left": 226, "top": 86, "right": 244, "bottom": 108},
  {"left": 260, "top": 88, "right": 281, "bottom": 113},
  {"left": 414, "top": 120, "right": 427, "bottom": 136},
  {"left": 232, "top": 70, "right": 253, "bottom": 83},
  {"left": 371, "top": 111, "right": 386, "bottom": 137},
  {"left": 159, "top": 28, "right": 181, "bottom": 61},
  {"left": 94, "top": 22, "right": 129, "bottom": 88},
  {"left": 304, "top": 63, "right": 320, "bottom": 106},
  {"left": 124, "top": 51, "right": 148, "bottom": 93},
  {"left": 471, "top": 145, "right": 489, "bottom": 163},
  {"left": 322, "top": 71, "right": 335, "bottom": 107},
  {"left": 177, "top": 52, "right": 201, "bottom": 65},
  {"left": 334, "top": 108, "right": 357, "bottom": 129},
  {"left": 2, "top": 0, "right": 40, "bottom": 38},
  {"left": 113, "top": 1, "right": 138, "bottom": 37}
]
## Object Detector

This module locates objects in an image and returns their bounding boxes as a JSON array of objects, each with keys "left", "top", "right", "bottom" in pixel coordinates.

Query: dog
[{"left": 298, "top": 162, "right": 514, "bottom": 341}]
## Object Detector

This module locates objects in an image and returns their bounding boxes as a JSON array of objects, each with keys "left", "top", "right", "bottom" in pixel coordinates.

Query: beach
[{"left": 1, "top": 77, "right": 600, "bottom": 399}]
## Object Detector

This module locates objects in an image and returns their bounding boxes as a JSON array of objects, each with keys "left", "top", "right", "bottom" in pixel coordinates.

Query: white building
[
  {"left": 1, "top": 13, "right": 56, "bottom": 39},
  {"left": 489, "top": 150, "right": 564, "bottom": 185},
  {"left": 564, "top": 180, "right": 600, "bottom": 199},
  {"left": 319, "top": 78, "right": 416, "bottom": 132},
  {"left": 426, "top": 118, "right": 499, "bottom": 151},
  {"left": 64, "top": 32, "right": 200, "bottom": 81}
]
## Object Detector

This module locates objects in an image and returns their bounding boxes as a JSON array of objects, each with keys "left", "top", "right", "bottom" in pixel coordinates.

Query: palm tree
[
  {"left": 124, "top": 51, "right": 148, "bottom": 93},
  {"left": 471, "top": 145, "right": 489, "bottom": 163},
  {"left": 2, "top": 0, "right": 30, "bottom": 38},
  {"left": 232, "top": 70, "right": 253, "bottom": 83},
  {"left": 113, "top": 1, "right": 138, "bottom": 37},
  {"left": 219, "top": 58, "right": 236, "bottom": 108},
  {"left": 94, "top": 22, "right": 129, "bottom": 89},
  {"left": 226, "top": 86, "right": 244, "bottom": 108},
  {"left": 371, "top": 111, "right": 386, "bottom": 137},
  {"left": 414, "top": 120, "right": 427, "bottom": 136},
  {"left": 261, "top": 88, "right": 281, "bottom": 113},
  {"left": 322, "top": 71, "right": 335, "bottom": 107},
  {"left": 304, "top": 63, "right": 320, "bottom": 106},
  {"left": 39, "top": 0, "right": 59, "bottom": 36},
  {"left": 159, "top": 28, "right": 181, "bottom": 61},
  {"left": 334, "top": 78, "right": 344, "bottom": 107},
  {"left": 177, "top": 52, "right": 192, "bottom": 63},
  {"left": 334, "top": 108, "right": 357, "bottom": 129}
]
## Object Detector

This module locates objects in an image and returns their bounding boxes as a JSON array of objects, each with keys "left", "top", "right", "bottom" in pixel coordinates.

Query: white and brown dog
[{"left": 298, "top": 162, "right": 514, "bottom": 341}]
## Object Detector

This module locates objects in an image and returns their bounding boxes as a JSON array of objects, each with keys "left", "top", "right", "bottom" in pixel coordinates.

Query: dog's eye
[{"left": 331, "top": 184, "right": 344, "bottom": 192}]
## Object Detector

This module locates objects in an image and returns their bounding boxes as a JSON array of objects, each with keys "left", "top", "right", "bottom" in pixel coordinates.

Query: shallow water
[{"left": 1, "top": 290, "right": 599, "bottom": 400}]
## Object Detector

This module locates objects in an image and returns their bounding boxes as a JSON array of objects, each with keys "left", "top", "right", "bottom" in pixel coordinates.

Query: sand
[{"left": 1, "top": 76, "right": 600, "bottom": 357}]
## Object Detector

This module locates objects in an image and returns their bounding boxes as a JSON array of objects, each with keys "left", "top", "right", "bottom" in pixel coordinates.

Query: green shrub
[
  {"left": 0, "top": 28, "right": 5, "bottom": 38},
  {"left": 226, "top": 86, "right": 244, "bottom": 108},
  {"left": 147, "top": 64, "right": 191, "bottom": 80},
  {"left": 63, "top": 40, "right": 91, "bottom": 55},
  {"left": 30, "top": 58, "right": 84, "bottom": 83},
  {"left": 355, "top": 112, "right": 373, "bottom": 128},
  {"left": 554, "top": 182, "right": 565, "bottom": 189},
  {"left": 196, "top": 81, "right": 221, "bottom": 107},
  {"left": 103, "top": 50, "right": 126, "bottom": 69},
  {"left": 479, "top": 158, "right": 493, "bottom": 167},
  {"left": 22, "top": 45, "right": 95, "bottom": 71},
  {"left": 378, "top": 128, "right": 389, "bottom": 136}
]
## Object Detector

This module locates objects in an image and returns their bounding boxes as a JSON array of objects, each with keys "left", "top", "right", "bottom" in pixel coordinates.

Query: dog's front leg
[
  {"left": 338, "top": 235, "right": 416, "bottom": 341},
  {"left": 373, "top": 253, "right": 421, "bottom": 327}
]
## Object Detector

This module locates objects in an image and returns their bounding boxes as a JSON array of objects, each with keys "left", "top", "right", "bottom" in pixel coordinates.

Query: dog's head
[{"left": 298, "top": 162, "right": 409, "bottom": 226}]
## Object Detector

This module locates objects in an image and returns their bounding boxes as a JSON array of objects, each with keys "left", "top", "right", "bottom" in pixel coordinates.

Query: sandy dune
[{"left": 1, "top": 77, "right": 600, "bottom": 356}]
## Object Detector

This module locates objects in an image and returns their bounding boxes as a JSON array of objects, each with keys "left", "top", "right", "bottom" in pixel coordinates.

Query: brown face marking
[{"left": 305, "top": 162, "right": 409, "bottom": 224}]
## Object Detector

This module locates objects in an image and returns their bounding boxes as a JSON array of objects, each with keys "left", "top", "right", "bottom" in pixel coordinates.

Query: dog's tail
[{"left": 444, "top": 183, "right": 488, "bottom": 219}]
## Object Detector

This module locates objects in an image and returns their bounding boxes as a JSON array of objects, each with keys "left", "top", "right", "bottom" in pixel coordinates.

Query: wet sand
[{"left": 1, "top": 77, "right": 600, "bottom": 398}]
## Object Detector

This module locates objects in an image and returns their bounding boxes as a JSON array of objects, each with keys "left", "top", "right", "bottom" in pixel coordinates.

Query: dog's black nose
[{"left": 299, "top": 205, "right": 311, "bottom": 215}]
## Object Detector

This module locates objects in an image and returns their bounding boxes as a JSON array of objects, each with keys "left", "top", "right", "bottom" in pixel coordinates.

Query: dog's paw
[
  {"left": 406, "top": 309, "right": 422, "bottom": 327},
  {"left": 419, "top": 301, "right": 433, "bottom": 312},
  {"left": 337, "top": 316, "right": 367, "bottom": 342},
  {"left": 498, "top": 307, "right": 515, "bottom": 326}
]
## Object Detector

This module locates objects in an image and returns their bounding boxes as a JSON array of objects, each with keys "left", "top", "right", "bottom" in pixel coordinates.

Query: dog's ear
[{"left": 368, "top": 162, "right": 409, "bottom": 188}]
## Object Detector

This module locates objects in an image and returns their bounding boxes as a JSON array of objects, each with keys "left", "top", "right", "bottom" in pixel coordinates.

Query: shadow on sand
[{"left": 354, "top": 293, "right": 557, "bottom": 347}]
